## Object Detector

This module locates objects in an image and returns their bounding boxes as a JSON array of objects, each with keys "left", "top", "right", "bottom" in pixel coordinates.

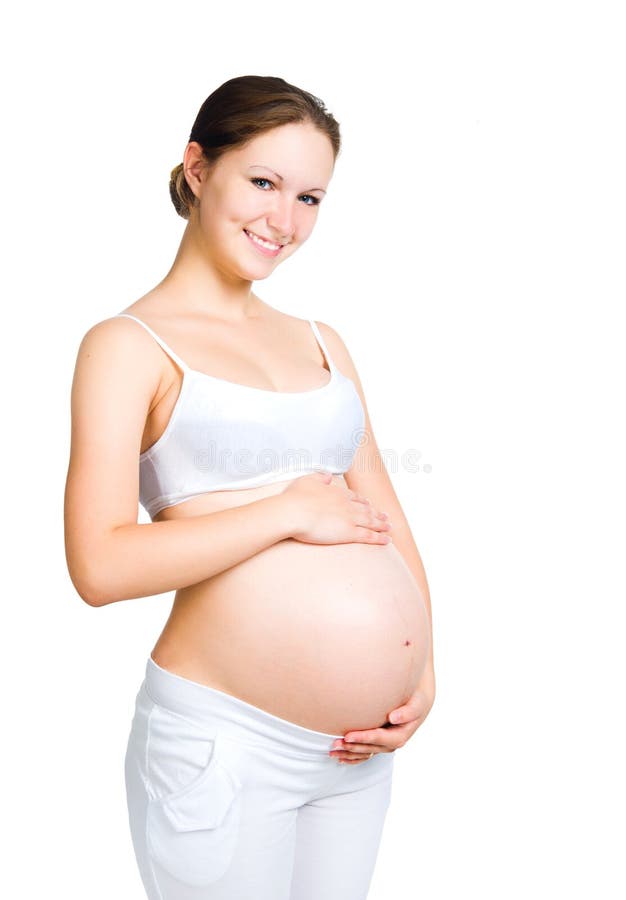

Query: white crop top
[{"left": 114, "top": 313, "right": 366, "bottom": 518}]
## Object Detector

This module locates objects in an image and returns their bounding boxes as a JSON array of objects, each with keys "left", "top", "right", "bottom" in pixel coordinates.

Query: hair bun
[{"left": 169, "top": 162, "right": 195, "bottom": 220}]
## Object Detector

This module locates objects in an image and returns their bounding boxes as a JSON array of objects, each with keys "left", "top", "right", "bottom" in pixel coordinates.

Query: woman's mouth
[{"left": 243, "top": 229, "right": 284, "bottom": 258}]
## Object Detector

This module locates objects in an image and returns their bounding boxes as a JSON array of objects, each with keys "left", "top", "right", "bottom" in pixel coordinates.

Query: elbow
[
  {"left": 67, "top": 561, "right": 112, "bottom": 608},
  {"left": 65, "top": 533, "right": 117, "bottom": 607},
  {"left": 81, "top": 587, "right": 108, "bottom": 608},
  {"left": 75, "top": 576, "right": 110, "bottom": 608},
  {"left": 82, "top": 567, "right": 119, "bottom": 606}
]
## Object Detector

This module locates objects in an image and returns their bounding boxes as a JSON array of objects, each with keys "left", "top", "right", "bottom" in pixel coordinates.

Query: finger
[
  {"left": 330, "top": 749, "right": 375, "bottom": 762},
  {"left": 343, "top": 731, "right": 381, "bottom": 745},
  {"left": 355, "top": 513, "right": 391, "bottom": 532},
  {"left": 388, "top": 707, "right": 413, "bottom": 724},
  {"left": 337, "top": 742, "right": 383, "bottom": 754}
]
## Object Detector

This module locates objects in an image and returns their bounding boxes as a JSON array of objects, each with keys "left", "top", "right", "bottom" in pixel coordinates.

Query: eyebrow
[{"left": 248, "top": 165, "right": 326, "bottom": 194}]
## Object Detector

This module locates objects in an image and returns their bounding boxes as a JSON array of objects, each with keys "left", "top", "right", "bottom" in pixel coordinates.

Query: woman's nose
[{"left": 266, "top": 200, "right": 296, "bottom": 241}]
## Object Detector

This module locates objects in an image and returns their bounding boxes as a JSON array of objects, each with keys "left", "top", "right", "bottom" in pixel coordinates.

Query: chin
[
  {"left": 233, "top": 261, "right": 277, "bottom": 282},
  {"left": 248, "top": 268, "right": 275, "bottom": 281}
]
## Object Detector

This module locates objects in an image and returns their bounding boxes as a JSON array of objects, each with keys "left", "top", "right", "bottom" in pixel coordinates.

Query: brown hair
[{"left": 169, "top": 75, "right": 341, "bottom": 220}]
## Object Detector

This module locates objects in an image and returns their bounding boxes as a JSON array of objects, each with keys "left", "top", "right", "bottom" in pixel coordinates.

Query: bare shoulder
[
  {"left": 309, "top": 318, "right": 362, "bottom": 383},
  {"left": 79, "top": 311, "right": 142, "bottom": 350},
  {"left": 76, "top": 312, "right": 167, "bottom": 386},
  {"left": 265, "top": 307, "right": 322, "bottom": 346}
]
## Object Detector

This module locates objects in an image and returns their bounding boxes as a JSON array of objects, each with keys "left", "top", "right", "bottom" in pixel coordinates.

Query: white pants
[{"left": 124, "top": 656, "right": 395, "bottom": 899}]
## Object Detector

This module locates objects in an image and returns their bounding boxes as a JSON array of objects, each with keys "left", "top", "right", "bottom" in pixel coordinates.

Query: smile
[{"left": 243, "top": 229, "right": 284, "bottom": 255}]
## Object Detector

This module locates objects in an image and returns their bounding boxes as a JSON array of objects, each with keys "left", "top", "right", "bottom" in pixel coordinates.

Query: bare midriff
[{"left": 150, "top": 474, "right": 431, "bottom": 734}]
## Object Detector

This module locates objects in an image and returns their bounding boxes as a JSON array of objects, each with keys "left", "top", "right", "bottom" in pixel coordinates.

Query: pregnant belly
[{"left": 153, "top": 536, "right": 431, "bottom": 734}]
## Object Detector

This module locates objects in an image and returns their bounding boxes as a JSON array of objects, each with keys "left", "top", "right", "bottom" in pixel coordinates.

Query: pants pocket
[{"left": 145, "top": 704, "right": 243, "bottom": 887}]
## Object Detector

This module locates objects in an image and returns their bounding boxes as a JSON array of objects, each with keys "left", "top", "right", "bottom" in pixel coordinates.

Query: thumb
[
  {"left": 388, "top": 693, "right": 420, "bottom": 724},
  {"left": 388, "top": 706, "right": 408, "bottom": 724}
]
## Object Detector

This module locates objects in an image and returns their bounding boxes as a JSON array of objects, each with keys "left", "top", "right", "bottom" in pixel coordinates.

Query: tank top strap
[
  {"left": 309, "top": 319, "right": 337, "bottom": 374},
  {"left": 114, "top": 313, "right": 190, "bottom": 372}
]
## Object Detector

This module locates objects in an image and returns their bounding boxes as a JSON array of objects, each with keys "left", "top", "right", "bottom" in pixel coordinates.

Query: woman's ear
[{"left": 182, "top": 141, "right": 208, "bottom": 202}]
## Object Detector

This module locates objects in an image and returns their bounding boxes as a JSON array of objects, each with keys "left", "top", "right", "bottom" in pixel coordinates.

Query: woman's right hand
[{"left": 279, "top": 471, "right": 393, "bottom": 546}]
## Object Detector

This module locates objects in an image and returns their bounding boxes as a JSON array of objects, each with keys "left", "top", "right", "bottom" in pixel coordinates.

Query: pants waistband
[{"left": 144, "top": 656, "right": 344, "bottom": 753}]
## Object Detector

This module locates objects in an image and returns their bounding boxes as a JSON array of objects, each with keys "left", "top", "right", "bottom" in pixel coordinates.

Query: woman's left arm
[{"left": 317, "top": 321, "right": 435, "bottom": 760}]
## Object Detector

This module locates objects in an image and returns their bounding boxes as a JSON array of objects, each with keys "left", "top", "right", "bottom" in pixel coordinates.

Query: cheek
[
  {"left": 228, "top": 184, "right": 265, "bottom": 222},
  {"left": 202, "top": 183, "right": 251, "bottom": 226},
  {"left": 294, "top": 211, "right": 317, "bottom": 241}
]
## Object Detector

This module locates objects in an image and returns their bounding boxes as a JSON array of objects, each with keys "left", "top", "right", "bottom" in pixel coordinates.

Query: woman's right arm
[
  {"left": 74, "top": 497, "right": 295, "bottom": 607},
  {"left": 64, "top": 318, "right": 299, "bottom": 608}
]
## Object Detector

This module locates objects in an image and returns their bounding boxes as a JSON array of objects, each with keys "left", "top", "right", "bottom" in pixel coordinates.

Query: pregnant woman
[{"left": 64, "top": 75, "right": 436, "bottom": 899}]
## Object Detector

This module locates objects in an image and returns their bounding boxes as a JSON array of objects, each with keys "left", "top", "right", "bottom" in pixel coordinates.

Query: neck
[{"left": 160, "top": 221, "right": 264, "bottom": 323}]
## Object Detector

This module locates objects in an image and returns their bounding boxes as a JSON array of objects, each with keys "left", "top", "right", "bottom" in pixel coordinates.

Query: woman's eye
[{"left": 250, "top": 178, "right": 320, "bottom": 206}]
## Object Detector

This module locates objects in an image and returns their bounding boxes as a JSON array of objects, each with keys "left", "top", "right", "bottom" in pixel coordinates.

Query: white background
[{"left": 3, "top": 1, "right": 624, "bottom": 897}]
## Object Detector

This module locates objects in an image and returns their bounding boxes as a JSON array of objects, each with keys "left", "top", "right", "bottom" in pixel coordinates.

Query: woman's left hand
[{"left": 329, "top": 683, "right": 435, "bottom": 764}]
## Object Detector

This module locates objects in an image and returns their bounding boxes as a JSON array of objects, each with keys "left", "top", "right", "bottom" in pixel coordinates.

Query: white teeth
[{"left": 245, "top": 229, "right": 281, "bottom": 251}]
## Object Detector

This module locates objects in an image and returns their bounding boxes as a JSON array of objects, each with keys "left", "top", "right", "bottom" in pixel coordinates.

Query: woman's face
[{"left": 187, "top": 121, "right": 335, "bottom": 280}]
